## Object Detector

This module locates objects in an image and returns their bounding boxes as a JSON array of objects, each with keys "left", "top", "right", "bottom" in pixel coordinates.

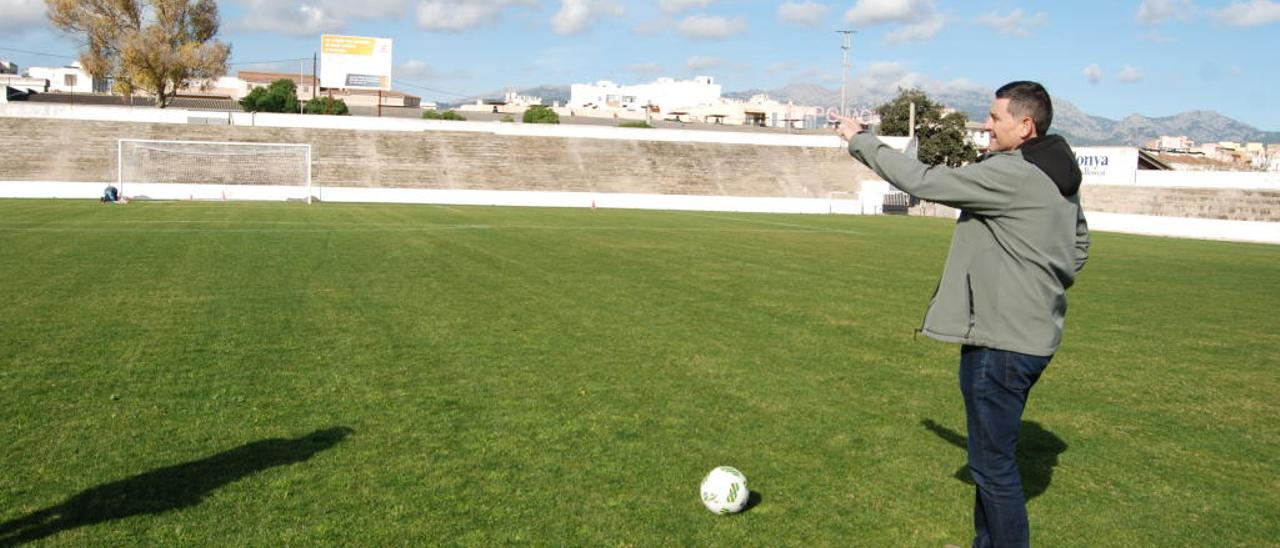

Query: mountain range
[{"left": 451, "top": 84, "right": 1279, "bottom": 147}]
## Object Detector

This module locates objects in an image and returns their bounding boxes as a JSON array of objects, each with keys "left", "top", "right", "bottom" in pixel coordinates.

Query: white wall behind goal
[{"left": 2, "top": 180, "right": 1277, "bottom": 245}]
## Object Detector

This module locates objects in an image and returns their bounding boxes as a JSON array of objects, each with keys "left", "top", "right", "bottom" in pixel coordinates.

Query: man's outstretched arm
[{"left": 835, "top": 114, "right": 1015, "bottom": 215}]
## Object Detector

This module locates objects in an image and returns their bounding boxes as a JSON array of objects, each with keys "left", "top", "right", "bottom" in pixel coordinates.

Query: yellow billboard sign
[
  {"left": 320, "top": 35, "right": 392, "bottom": 91},
  {"left": 322, "top": 35, "right": 377, "bottom": 56}
]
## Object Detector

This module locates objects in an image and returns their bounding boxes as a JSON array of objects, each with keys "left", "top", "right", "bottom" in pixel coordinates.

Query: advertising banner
[
  {"left": 1074, "top": 147, "right": 1139, "bottom": 185},
  {"left": 320, "top": 35, "right": 392, "bottom": 90}
]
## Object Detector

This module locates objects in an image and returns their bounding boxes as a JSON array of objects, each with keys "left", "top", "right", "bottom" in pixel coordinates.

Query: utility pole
[{"left": 836, "top": 30, "right": 855, "bottom": 117}]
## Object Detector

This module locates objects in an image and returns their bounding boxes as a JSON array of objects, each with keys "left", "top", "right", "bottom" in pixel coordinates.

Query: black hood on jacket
[{"left": 1020, "top": 135, "right": 1082, "bottom": 197}]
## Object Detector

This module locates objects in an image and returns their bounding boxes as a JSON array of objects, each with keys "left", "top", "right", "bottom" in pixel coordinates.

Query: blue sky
[{"left": 3, "top": 0, "right": 1278, "bottom": 130}]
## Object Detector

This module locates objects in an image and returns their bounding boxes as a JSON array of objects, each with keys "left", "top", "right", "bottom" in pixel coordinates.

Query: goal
[{"left": 117, "top": 139, "right": 313, "bottom": 203}]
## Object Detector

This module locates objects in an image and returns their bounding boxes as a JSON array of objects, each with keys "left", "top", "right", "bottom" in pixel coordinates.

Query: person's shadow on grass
[
  {"left": 921, "top": 419, "right": 1066, "bottom": 500},
  {"left": 0, "top": 427, "right": 352, "bottom": 546}
]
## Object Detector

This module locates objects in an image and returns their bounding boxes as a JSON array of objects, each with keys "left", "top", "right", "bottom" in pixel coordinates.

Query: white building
[
  {"left": 569, "top": 76, "right": 721, "bottom": 114},
  {"left": 458, "top": 90, "right": 546, "bottom": 114},
  {"left": 702, "top": 94, "right": 824, "bottom": 128},
  {"left": 965, "top": 121, "right": 992, "bottom": 151},
  {"left": 566, "top": 76, "right": 826, "bottom": 129},
  {"left": 2, "top": 60, "right": 49, "bottom": 95},
  {"left": 1155, "top": 135, "right": 1195, "bottom": 151},
  {"left": 202, "top": 72, "right": 420, "bottom": 108},
  {"left": 25, "top": 62, "right": 104, "bottom": 93},
  {"left": 502, "top": 91, "right": 543, "bottom": 107},
  {"left": 207, "top": 75, "right": 252, "bottom": 99},
  {"left": 211, "top": 71, "right": 320, "bottom": 100}
]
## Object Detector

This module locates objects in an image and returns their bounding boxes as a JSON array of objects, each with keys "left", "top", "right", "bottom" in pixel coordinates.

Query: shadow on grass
[
  {"left": 921, "top": 419, "right": 1066, "bottom": 500},
  {"left": 0, "top": 427, "right": 352, "bottom": 546},
  {"left": 743, "top": 490, "right": 764, "bottom": 513}
]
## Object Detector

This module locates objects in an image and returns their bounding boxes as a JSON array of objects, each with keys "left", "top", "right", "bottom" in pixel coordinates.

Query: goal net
[{"left": 117, "top": 139, "right": 313, "bottom": 203}]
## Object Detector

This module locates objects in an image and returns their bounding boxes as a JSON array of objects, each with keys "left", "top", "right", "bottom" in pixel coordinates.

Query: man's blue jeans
[{"left": 959, "top": 345, "right": 1052, "bottom": 548}]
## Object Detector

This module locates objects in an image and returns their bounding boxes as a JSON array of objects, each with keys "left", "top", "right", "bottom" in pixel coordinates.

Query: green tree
[
  {"left": 422, "top": 110, "right": 465, "bottom": 121},
  {"left": 875, "top": 88, "right": 977, "bottom": 167},
  {"left": 47, "top": 0, "right": 230, "bottom": 108},
  {"left": 240, "top": 79, "right": 298, "bottom": 113},
  {"left": 522, "top": 105, "right": 559, "bottom": 124},
  {"left": 304, "top": 96, "right": 349, "bottom": 115}
]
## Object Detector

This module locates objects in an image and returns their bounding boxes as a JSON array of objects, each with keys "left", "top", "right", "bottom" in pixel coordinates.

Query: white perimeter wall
[
  {"left": 0, "top": 181, "right": 882, "bottom": 215},
  {"left": 2, "top": 102, "right": 1277, "bottom": 245},
  {"left": 3, "top": 181, "right": 1277, "bottom": 245}
]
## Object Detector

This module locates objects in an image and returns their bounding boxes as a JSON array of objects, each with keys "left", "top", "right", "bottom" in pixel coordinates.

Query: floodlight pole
[{"left": 837, "top": 30, "right": 856, "bottom": 117}]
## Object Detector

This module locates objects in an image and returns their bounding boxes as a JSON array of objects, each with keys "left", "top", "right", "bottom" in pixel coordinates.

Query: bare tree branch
[{"left": 45, "top": 0, "right": 228, "bottom": 108}]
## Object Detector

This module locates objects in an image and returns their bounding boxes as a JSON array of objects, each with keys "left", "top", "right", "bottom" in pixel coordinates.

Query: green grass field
[{"left": 1, "top": 200, "right": 1276, "bottom": 546}]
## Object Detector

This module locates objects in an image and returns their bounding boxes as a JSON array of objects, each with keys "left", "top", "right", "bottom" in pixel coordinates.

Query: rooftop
[{"left": 234, "top": 71, "right": 418, "bottom": 100}]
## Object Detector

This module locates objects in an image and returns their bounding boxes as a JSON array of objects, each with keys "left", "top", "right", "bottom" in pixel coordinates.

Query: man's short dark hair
[{"left": 995, "top": 81, "right": 1053, "bottom": 137}]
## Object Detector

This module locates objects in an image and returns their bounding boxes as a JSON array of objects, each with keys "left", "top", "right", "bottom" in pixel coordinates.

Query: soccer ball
[{"left": 700, "top": 466, "right": 750, "bottom": 514}]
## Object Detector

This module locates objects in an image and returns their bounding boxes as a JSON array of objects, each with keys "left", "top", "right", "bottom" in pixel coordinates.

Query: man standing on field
[{"left": 836, "top": 81, "right": 1089, "bottom": 547}]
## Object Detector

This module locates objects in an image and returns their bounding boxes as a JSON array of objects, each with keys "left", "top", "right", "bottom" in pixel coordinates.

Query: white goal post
[{"left": 117, "top": 139, "right": 313, "bottom": 203}]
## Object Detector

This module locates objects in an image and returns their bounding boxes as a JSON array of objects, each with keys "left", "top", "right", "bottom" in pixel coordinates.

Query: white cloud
[
  {"left": 233, "top": 1, "right": 341, "bottom": 35},
  {"left": 1136, "top": 0, "right": 1195, "bottom": 24},
  {"left": 778, "top": 1, "right": 828, "bottom": 27},
  {"left": 676, "top": 14, "right": 746, "bottom": 39},
  {"left": 1117, "top": 65, "right": 1145, "bottom": 83},
  {"left": 416, "top": 0, "right": 536, "bottom": 32},
  {"left": 234, "top": 0, "right": 408, "bottom": 35},
  {"left": 886, "top": 15, "right": 943, "bottom": 42},
  {"left": 844, "top": 0, "right": 944, "bottom": 43},
  {"left": 856, "top": 61, "right": 925, "bottom": 91},
  {"left": 685, "top": 55, "right": 723, "bottom": 70},
  {"left": 397, "top": 59, "right": 432, "bottom": 79},
  {"left": 396, "top": 59, "right": 468, "bottom": 80},
  {"left": 850, "top": 61, "right": 987, "bottom": 98},
  {"left": 659, "top": 0, "right": 715, "bottom": 13},
  {"left": 1210, "top": 0, "right": 1280, "bottom": 27},
  {"left": 844, "top": 0, "right": 930, "bottom": 25},
  {"left": 0, "top": 0, "right": 46, "bottom": 31},
  {"left": 977, "top": 9, "right": 1047, "bottom": 37},
  {"left": 1083, "top": 64, "right": 1103, "bottom": 84},
  {"left": 551, "top": 0, "right": 624, "bottom": 35}
]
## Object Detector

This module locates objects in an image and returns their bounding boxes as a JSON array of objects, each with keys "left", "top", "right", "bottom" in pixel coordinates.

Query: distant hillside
[
  {"left": 444, "top": 85, "right": 570, "bottom": 109},
  {"left": 459, "top": 83, "right": 1277, "bottom": 146}
]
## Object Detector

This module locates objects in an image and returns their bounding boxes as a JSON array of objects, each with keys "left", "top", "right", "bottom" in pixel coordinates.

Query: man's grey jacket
[{"left": 848, "top": 133, "right": 1090, "bottom": 357}]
